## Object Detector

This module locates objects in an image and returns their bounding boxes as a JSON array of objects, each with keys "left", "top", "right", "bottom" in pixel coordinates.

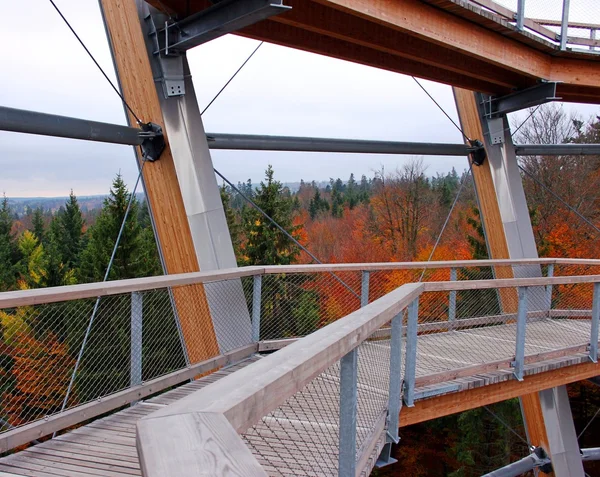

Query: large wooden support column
[
  {"left": 454, "top": 88, "right": 583, "bottom": 476},
  {"left": 98, "top": 0, "right": 219, "bottom": 364}
]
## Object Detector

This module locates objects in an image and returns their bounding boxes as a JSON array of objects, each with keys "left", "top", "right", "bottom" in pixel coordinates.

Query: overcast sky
[{"left": 1, "top": 0, "right": 598, "bottom": 198}]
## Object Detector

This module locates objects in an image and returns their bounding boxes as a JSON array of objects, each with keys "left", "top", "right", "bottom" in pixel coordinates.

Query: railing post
[
  {"left": 514, "top": 287, "right": 528, "bottom": 381},
  {"left": 387, "top": 311, "right": 403, "bottom": 442},
  {"left": 591, "top": 28, "right": 597, "bottom": 52},
  {"left": 560, "top": 0, "right": 570, "bottom": 50},
  {"left": 546, "top": 263, "right": 554, "bottom": 312},
  {"left": 338, "top": 349, "right": 358, "bottom": 477},
  {"left": 361, "top": 271, "right": 370, "bottom": 308},
  {"left": 403, "top": 297, "right": 419, "bottom": 407},
  {"left": 449, "top": 268, "right": 457, "bottom": 327},
  {"left": 589, "top": 283, "right": 600, "bottom": 363},
  {"left": 252, "top": 274, "right": 262, "bottom": 342},
  {"left": 516, "top": 0, "right": 525, "bottom": 31},
  {"left": 131, "top": 292, "right": 143, "bottom": 389}
]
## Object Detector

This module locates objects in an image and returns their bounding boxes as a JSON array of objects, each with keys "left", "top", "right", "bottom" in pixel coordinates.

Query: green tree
[
  {"left": 220, "top": 185, "right": 242, "bottom": 260},
  {"left": 241, "top": 165, "right": 301, "bottom": 266},
  {"left": 0, "top": 196, "right": 19, "bottom": 291},
  {"left": 78, "top": 174, "right": 160, "bottom": 282},
  {"left": 58, "top": 191, "right": 84, "bottom": 269},
  {"left": 31, "top": 208, "right": 45, "bottom": 244}
]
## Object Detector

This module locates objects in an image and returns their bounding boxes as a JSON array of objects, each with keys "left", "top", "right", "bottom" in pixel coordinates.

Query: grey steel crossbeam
[
  {"left": 0, "top": 106, "right": 145, "bottom": 146},
  {"left": 206, "top": 133, "right": 600, "bottom": 156},
  {"left": 206, "top": 133, "right": 474, "bottom": 156},
  {"left": 514, "top": 144, "right": 600, "bottom": 156},
  {"left": 0, "top": 106, "right": 165, "bottom": 161},
  {"left": 158, "top": 0, "right": 291, "bottom": 55}
]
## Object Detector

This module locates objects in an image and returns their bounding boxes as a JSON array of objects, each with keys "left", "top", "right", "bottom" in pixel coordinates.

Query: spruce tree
[
  {"left": 241, "top": 165, "right": 301, "bottom": 266},
  {"left": 0, "top": 196, "right": 18, "bottom": 291},
  {"left": 59, "top": 191, "right": 84, "bottom": 269},
  {"left": 78, "top": 174, "right": 156, "bottom": 282},
  {"left": 220, "top": 185, "right": 242, "bottom": 261},
  {"left": 32, "top": 208, "right": 45, "bottom": 244}
]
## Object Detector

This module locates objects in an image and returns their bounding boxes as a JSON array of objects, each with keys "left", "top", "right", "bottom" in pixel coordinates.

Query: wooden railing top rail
[
  {"left": 1, "top": 258, "right": 599, "bottom": 309},
  {"left": 424, "top": 274, "right": 600, "bottom": 292},
  {"left": 136, "top": 283, "right": 423, "bottom": 477}
]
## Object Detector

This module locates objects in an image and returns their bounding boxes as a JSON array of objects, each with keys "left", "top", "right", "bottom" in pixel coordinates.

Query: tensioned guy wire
[
  {"left": 55, "top": 159, "right": 149, "bottom": 433},
  {"left": 519, "top": 165, "right": 600, "bottom": 237},
  {"left": 201, "top": 42, "right": 264, "bottom": 115},
  {"left": 48, "top": 0, "right": 143, "bottom": 125},
  {"left": 214, "top": 169, "right": 361, "bottom": 300}
]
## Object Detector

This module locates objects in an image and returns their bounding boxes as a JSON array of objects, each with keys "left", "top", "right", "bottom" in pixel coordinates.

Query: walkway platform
[{"left": 0, "top": 317, "right": 593, "bottom": 477}]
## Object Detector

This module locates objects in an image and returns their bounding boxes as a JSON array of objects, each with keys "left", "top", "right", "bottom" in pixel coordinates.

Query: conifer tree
[
  {"left": 31, "top": 208, "right": 45, "bottom": 244},
  {"left": 59, "top": 191, "right": 84, "bottom": 269},
  {"left": 220, "top": 185, "right": 242, "bottom": 260},
  {"left": 0, "top": 196, "right": 18, "bottom": 291},
  {"left": 241, "top": 165, "right": 301, "bottom": 266},
  {"left": 78, "top": 174, "right": 158, "bottom": 282}
]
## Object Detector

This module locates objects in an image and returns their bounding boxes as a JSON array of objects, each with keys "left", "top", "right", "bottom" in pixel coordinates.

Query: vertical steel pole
[
  {"left": 252, "top": 275, "right": 262, "bottom": 342},
  {"left": 131, "top": 292, "right": 143, "bottom": 388},
  {"left": 387, "top": 311, "right": 403, "bottom": 442},
  {"left": 546, "top": 263, "right": 554, "bottom": 312},
  {"left": 449, "top": 268, "right": 457, "bottom": 326},
  {"left": 339, "top": 349, "right": 358, "bottom": 477},
  {"left": 591, "top": 28, "right": 597, "bottom": 51},
  {"left": 403, "top": 297, "right": 419, "bottom": 407},
  {"left": 516, "top": 0, "right": 525, "bottom": 31},
  {"left": 560, "top": 0, "right": 571, "bottom": 50},
  {"left": 361, "top": 271, "right": 370, "bottom": 308},
  {"left": 514, "top": 287, "right": 528, "bottom": 381},
  {"left": 589, "top": 283, "right": 600, "bottom": 363}
]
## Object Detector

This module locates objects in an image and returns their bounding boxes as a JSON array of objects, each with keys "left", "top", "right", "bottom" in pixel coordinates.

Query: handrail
[
  {"left": 424, "top": 274, "right": 600, "bottom": 291},
  {"left": 136, "top": 283, "right": 423, "bottom": 477},
  {"left": 1, "top": 258, "right": 599, "bottom": 309}
]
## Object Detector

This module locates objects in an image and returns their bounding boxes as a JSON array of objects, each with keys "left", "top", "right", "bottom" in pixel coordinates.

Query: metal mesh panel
[
  {"left": 258, "top": 272, "right": 361, "bottom": 340},
  {"left": 0, "top": 277, "right": 256, "bottom": 435},
  {"left": 355, "top": 327, "right": 391, "bottom": 459},
  {"left": 244, "top": 360, "right": 342, "bottom": 476}
]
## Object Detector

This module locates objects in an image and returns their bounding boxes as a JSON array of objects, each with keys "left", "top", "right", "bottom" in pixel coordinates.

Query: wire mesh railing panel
[
  {"left": 259, "top": 272, "right": 362, "bottom": 340},
  {"left": 355, "top": 328, "right": 391, "bottom": 459},
  {"left": 244, "top": 360, "right": 342, "bottom": 477}
]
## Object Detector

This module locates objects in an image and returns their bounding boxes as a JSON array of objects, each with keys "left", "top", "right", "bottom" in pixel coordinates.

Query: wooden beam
[
  {"left": 238, "top": 22, "right": 506, "bottom": 94},
  {"left": 452, "top": 87, "right": 517, "bottom": 312},
  {"left": 520, "top": 393, "right": 552, "bottom": 476},
  {"left": 400, "top": 359, "right": 600, "bottom": 426},
  {"left": 267, "top": 0, "right": 530, "bottom": 90},
  {"left": 98, "top": 0, "right": 220, "bottom": 364}
]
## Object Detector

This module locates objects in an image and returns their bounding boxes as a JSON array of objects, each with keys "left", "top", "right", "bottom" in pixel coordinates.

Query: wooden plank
[
  {"left": 0, "top": 266, "right": 263, "bottom": 309},
  {"left": 0, "top": 345, "right": 256, "bottom": 453},
  {"left": 137, "top": 412, "right": 267, "bottom": 477},
  {"left": 520, "top": 393, "right": 552, "bottom": 476},
  {"left": 401, "top": 356, "right": 600, "bottom": 426}
]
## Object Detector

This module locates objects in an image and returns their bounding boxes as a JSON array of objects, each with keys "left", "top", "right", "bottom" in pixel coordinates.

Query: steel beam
[
  {"left": 482, "top": 448, "right": 551, "bottom": 477},
  {"left": 0, "top": 106, "right": 165, "bottom": 160},
  {"left": 483, "top": 83, "right": 560, "bottom": 117},
  {"left": 206, "top": 133, "right": 600, "bottom": 156},
  {"left": 207, "top": 133, "right": 475, "bottom": 156},
  {"left": 0, "top": 106, "right": 144, "bottom": 146},
  {"left": 156, "top": 0, "right": 291, "bottom": 55},
  {"left": 514, "top": 143, "right": 600, "bottom": 156},
  {"left": 582, "top": 447, "right": 600, "bottom": 461},
  {"left": 339, "top": 349, "right": 358, "bottom": 477}
]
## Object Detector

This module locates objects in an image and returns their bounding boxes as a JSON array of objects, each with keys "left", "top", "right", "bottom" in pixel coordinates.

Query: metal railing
[
  {"left": 0, "top": 258, "right": 599, "bottom": 468},
  {"left": 135, "top": 269, "right": 600, "bottom": 477},
  {"left": 451, "top": 0, "right": 600, "bottom": 52}
]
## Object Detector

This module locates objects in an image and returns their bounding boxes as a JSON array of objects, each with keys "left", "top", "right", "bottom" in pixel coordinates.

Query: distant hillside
[{"left": 7, "top": 193, "right": 145, "bottom": 217}]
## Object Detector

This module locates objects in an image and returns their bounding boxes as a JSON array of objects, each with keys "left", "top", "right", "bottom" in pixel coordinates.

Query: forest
[{"left": 0, "top": 105, "right": 599, "bottom": 474}]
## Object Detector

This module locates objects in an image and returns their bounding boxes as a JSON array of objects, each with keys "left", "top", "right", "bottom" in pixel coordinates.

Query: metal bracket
[
  {"left": 146, "top": 12, "right": 186, "bottom": 98},
  {"left": 140, "top": 122, "right": 165, "bottom": 162},
  {"left": 469, "top": 139, "right": 486, "bottom": 166},
  {"left": 487, "top": 117, "right": 505, "bottom": 145},
  {"left": 482, "top": 82, "right": 561, "bottom": 118}
]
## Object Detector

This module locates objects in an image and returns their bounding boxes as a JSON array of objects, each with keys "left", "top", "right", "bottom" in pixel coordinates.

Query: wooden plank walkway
[{"left": 0, "top": 318, "right": 593, "bottom": 477}]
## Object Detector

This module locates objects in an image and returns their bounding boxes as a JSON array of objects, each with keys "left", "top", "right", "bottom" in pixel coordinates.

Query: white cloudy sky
[{"left": 1, "top": 0, "right": 599, "bottom": 197}]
